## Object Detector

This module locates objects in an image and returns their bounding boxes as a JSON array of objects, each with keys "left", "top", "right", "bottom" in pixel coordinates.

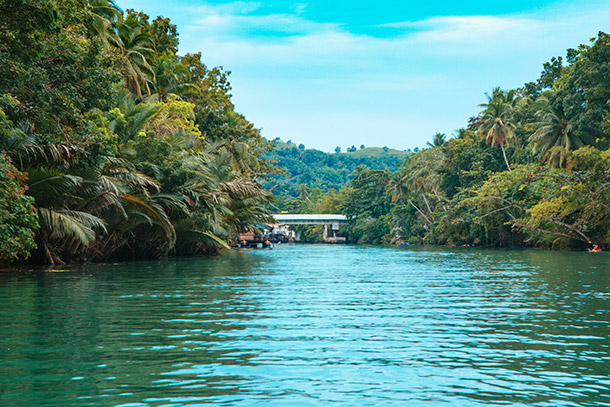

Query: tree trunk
[
  {"left": 483, "top": 195, "right": 592, "bottom": 243},
  {"left": 408, "top": 200, "right": 432, "bottom": 224},
  {"left": 422, "top": 193, "right": 432, "bottom": 213},
  {"left": 500, "top": 143, "right": 512, "bottom": 171}
]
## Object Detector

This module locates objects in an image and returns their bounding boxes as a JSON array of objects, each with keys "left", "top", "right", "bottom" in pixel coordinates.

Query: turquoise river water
[{"left": 0, "top": 244, "right": 609, "bottom": 406}]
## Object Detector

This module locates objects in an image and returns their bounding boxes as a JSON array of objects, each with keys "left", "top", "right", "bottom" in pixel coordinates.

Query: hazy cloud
[{"left": 173, "top": 1, "right": 610, "bottom": 150}]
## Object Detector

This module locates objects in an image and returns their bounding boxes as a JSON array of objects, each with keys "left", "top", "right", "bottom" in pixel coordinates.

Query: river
[{"left": 1, "top": 244, "right": 609, "bottom": 406}]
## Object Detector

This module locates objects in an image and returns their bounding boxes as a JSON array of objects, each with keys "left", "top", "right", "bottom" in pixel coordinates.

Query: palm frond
[
  {"left": 175, "top": 227, "right": 230, "bottom": 250},
  {"left": 38, "top": 208, "right": 106, "bottom": 246}
]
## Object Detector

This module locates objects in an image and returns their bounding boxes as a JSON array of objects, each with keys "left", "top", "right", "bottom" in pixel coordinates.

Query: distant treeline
[
  {"left": 263, "top": 140, "right": 409, "bottom": 209},
  {"left": 293, "top": 33, "right": 610, "bottom": 249},
  {"left": 0, "top": 0, "right": 273, "bottom": 265}
]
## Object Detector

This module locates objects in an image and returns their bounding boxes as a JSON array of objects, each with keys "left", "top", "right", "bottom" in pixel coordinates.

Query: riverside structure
[{"left": 272, "top": 214, "right": 348, "bottom": 242}]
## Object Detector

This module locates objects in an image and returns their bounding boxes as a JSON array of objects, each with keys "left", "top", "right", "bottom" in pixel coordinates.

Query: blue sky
[{"left": 117, "top": 0, "right": 610, "bottom": 151}]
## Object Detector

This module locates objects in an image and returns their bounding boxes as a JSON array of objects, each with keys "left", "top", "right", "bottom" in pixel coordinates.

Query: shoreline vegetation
[
  {"left": 1, "top": 1, "right": 609, "bottom": 267},
  {"left": 1, "top": 0, "right": 275, "bottom": 266},
  {"left": 271, "top": 34, "right": 610, "bottom": 251}
]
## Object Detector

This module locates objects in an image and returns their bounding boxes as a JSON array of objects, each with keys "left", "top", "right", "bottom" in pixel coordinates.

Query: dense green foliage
[
  {"left": 264, "top": 140, "right": 408, "bottom": 211},
  {"left": 0, "top": 153, "right": 38, "bottom": 261},
  {"left": 3, "top": 1, "right": 609, "bottom": 259},
  {"left": 0, "top": 0, "right": 273, "bottom": 264},
  {"left": 294, "top": 33, "right": 610, "bottom": 249}
]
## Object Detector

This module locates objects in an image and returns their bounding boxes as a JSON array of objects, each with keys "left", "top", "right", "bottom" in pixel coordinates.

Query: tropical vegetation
[
  {"left": 287, "top": 33, "right": 610, "bottom": 250},
  {"left": 265, "top": 140, "right": 409, "bottom": 211},
  {"left": 2, "top": 1, "right": 610, "bottom": 261},
  {"left": 0, "top": 0, "right": 273, "bottom": 265}
]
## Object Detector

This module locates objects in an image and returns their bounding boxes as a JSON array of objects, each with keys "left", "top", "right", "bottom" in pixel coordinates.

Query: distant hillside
[
  {"left": 345, "top": 147, "right": 409, "bottom": 159},
  {"left": 274, "top": 141, "right": 410, "bottom": 158},
  {"left": 262, "top": 140, "right": 411, "bottom": 198},
  {"left": 273, "top": 140, "right": 297, "bottom": 150}
]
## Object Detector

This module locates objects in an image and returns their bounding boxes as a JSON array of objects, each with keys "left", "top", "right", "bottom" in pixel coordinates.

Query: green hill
[
  {"left": 346, "top": 147, "right": 409, "bottom": 159},
  {"left": 262, "top": 140, "right": 411, "bottom": 199}
]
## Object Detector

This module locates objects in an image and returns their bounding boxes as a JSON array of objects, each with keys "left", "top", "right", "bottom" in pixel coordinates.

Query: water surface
[{"left": 1, "top": 244, "right": 609, "bottom": 406}]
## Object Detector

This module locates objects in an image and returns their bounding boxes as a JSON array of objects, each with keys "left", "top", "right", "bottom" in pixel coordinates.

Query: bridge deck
[{"left": 272, "top": 214, "right": 348, "bottom": 225}]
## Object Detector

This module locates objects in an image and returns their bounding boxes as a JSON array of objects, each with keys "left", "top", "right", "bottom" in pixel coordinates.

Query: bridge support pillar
[
  {"left": 323, "top": 223, "right": 343, "bottom": 242},
  {"left": 331, "top": 222, "right": 339, "bottom": 238}
]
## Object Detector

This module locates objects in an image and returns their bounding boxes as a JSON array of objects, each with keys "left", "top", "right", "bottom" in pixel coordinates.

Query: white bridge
[
  {"left": 271, "top": 214, "right": 348, "bottom": 242},
  {"left": 272, "top": 214, "right": 348, "bottom": 225}
]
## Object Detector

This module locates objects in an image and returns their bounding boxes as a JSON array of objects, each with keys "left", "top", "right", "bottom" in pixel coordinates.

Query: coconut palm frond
[
  {"left": 526, "top": 99, "right": 592, "bottom": 168},
  {"left": 220, "top": 180, "right": 265, "bottom": 196},
  {"left": 175, "top": 226, "right": 230, "bottom": 250},
  {"left": 26, "top": 169, "right": 83, "bottom": 205},
  {"left": 9, "top": 142, "right": 85, "bottom": 170},
  {"left": 122, "top": 194, "right": 176, "bottom": 246},
  {"left": 38, "top": 208, "right": 106, "bottom": 246}
]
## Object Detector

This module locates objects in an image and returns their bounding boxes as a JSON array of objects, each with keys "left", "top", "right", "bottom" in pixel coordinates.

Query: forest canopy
[
  {"left": 0, "top": 0, "right": 274, "bottom": 264},
  {"left": 288, "top": 32, "right": 610, "bottom": 249},
  {"left": 2, "top": 0, "right": 609, "bottom": 260}
]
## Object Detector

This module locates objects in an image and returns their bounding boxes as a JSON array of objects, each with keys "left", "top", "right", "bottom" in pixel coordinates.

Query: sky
[{"left": 117, "top": 0, "right": 610, "bottom": 152}]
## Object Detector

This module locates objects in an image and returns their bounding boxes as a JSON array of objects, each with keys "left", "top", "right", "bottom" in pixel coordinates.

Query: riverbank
[
  {"left": 269, "top": 33, "right": 610, "bottom": 252},
  {"left": 0, "top": 1, "right": 274, "bottom": 266}
]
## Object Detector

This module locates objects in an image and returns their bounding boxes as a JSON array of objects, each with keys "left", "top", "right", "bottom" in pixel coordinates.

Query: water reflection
[{"left": 0, "top": 245, "right": 609, "bottom": 406}]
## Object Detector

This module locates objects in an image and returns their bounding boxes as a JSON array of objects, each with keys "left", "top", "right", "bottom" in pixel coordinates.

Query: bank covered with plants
[
  {"left": 3, "top": 1, "right": 610, "bottom": 264},
  {"left": 0, "top": 0, "right": 274, "bottom": 265},
  {"left": 284, "top": 33, "right": 610, "bottom": 250}
]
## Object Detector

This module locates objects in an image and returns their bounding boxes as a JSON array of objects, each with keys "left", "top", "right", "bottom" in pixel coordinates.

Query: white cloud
[
  {"left": 186, "top": 2, "right": 338, "bottom": 37},
  {"left": 382, "top": 15, "right": 535, "bottom": 36},
  {"left": 188, "top": 2, "right": 262, "bottom": 15},
  {"left": 173, "top": 1, "right": 610, "bottom": 150},
  {"left": 181, "top": 5, "right": 610, "bottom": 70},
  {"left": 293, "top": 3, "right": 307, "bottom": 15}
]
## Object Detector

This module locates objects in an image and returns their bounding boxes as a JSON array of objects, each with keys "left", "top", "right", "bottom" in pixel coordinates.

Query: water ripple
[{"left": 0, "top": 244, "right": 609, "bottom": 406}]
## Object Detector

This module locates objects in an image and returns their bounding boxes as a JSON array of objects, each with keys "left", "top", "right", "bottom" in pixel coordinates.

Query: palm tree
[
  {"left": 388, "top": 166, "right": 433, "bottom": 224},
  {"left": 24, "top": 168, "right": 107, "bottom": 264},
  {"left": 115, "top": 14, "right": 156, "bottom": 99},
  {"left": 168, "top": 151, "right": 238, "bottom": 253},
  {"left": 107, "top": 88, "right": 160, "bottom": 143},
  {"left": 87, "top": 0, "right": 122, "bottom": 50},
  {"left": 1, "top": 127, "right": 112, "bottom": 263},
  {"left": 478, "top": 87, "right": 518, "bottom": 171},
  {"left": 206, "top": 138, "right": 260, "bottom": 174},
  {"left": 426, "top": 132, "right": 446, "bottom": 148},
  {"left": 408, "top": 148, "right": 445, "bottom": 213},
  {"left": 389, "top": 167, "right": 410, "bottom": 203},
  {"left": 527, "top": 99, "right": 592, "bottom": 168},
  {"left": 85, "top": 157, "right": 180, "bottom": 260},
  {"left": 296, "top": 184, "right": 312, "bottom": 203},
  {"left": 212, "top": 149, "right": 274, "bottom": 241},
  {"left": 87, "top": 0, "right": 158, "bottom": 103},
  {"left": 150, "top": 52, "right": 199, "bottom": 102}
]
